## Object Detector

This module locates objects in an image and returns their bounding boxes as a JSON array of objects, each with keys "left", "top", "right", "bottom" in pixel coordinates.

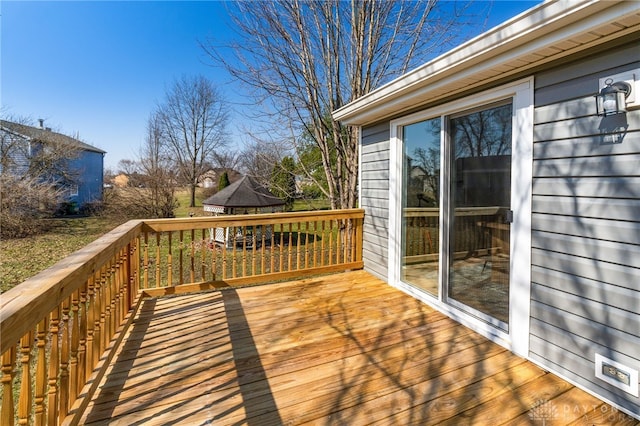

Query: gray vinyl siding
[
  {"left": 360, "top": 123, "right": 390, "bottom": 280},
  {"left": 530, "top": 41, "right": 640, "bottom": 415}
]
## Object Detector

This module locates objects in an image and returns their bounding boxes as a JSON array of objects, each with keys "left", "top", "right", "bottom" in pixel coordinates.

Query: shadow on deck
[{"left": 81, "top": 271, "right": 637, "bottom": 425}]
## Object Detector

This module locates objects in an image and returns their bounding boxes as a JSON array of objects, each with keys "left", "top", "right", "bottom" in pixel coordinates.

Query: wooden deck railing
[
  {"left": 0, "top": 209, "right": 364, "bottom": 425},
  {"left": 403, "top": 206, "right": 508, "bottom": 260}
]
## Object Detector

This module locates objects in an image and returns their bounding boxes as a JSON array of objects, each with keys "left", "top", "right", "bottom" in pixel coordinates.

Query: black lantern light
[{"left": 595, "top": 78, "right": 632, "bottom": 116}]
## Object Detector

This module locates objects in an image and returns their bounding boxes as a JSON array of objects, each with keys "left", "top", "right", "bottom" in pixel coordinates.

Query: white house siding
[
  {"left": 530, "top": 40, "right": 640, "bottom": 416},
  {"left": 360, "top": 122, "right": 390, "bottom": 280}
]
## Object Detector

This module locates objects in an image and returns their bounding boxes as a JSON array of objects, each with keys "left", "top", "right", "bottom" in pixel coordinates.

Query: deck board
[{"left": 81, "top": 270, "right": 639, "bottom": 425}]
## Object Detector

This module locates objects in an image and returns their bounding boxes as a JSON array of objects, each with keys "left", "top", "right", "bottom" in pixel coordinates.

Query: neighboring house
[
  {"left": 334, "top": 0, "right": 639, "bottom": 419},
  {"left": 197, "top": 168, "right": 242, "bottom": 188},
  {"left": 0, "top": 119, "right": 105, "bottom": 209}
]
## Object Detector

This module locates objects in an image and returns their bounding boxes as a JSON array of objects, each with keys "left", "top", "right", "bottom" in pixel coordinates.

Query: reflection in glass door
[
  {"left": 447, "top": 102, "right": 512, "bottom": 329},
  {"left": 400, "top": 118, "right": 441, "bottom": 297}
]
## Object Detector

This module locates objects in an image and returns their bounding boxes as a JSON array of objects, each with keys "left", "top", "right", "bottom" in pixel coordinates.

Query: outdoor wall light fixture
[{"left": 595, "top": 78, "right": 632, "bottom": 116}]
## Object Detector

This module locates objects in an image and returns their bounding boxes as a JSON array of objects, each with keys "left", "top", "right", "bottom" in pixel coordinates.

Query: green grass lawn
[{"left": 0, "top": 216, "right": 124, "bottom": 292}]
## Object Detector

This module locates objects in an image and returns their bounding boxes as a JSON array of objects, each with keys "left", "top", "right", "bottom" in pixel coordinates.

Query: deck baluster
[
  {"left": 109, "top": 259, "right": 118, "bottom": 340},
  {"left": 320, "top": 220, "right": 326, "bottom": 266},
  {"left": 102, "top": 264, "right": 112, "bottom": 351},
  {"left": 99, "top": 266, "right": 108, "bottom": 354},
  {"left": 190, "top": 229, "right": 196, "bottom": 284},
  {"left": 18, "top": 331, "right": 34, "bottom": 426},
  {"left": 261, "top": 226, "right": 266, "bottom": 274},
  {"left": 287, "top": 223, "right": 293, "bottom": 271},
  {"left": 231, "top": 227, "right": 238, "bottom": 278},
  {"left": 279, "top": 224, "right": 284, "bottom": 272},
  {"left": 222, "top": 236, "right": 228, "bottom": 280},
  {"left": 179, "top": 230, "right": 184, "bottom": 285},
  {"left": 200, "top": 229, "right": 206, "bottom": 281},
  {"left": 94, "top": 268, "right": 104, "bottom": 361},
  {"left": 2, "top": 345, "right": 16, "bottom": 426},
  {"left": 242, "top": 226, "right": 248, "bottom": 277},
  {"left": 329, "top": 221, "right": 334, "bottom": 266},
  {"left": 167, "top": 232, "right": 173, "bottom": 286},
  {"left": 114, "top": 254, "right": 122, "bottom": 329},
  {"left": 34, "top": 318, "right": 48, "bottom": 426},
  {"left": 69, "top": 290, "right": 80, "bottom": 404},
  {"left": 155, "top": 233, "right": 161, "bottom": 288},
  {"left": 47, "top": 307, "right": 60, "bottom": 426},
  {"left": 211, "top": 238, "right": 217, "bottom": 281},
  {"left": 85, "top": 276, "right": 96, "bottom": 381},
  {"left": 123, "top": 245, "right": 131, "bottom": 316},
  {"left": 59, "top": 298, "right": 70, "bottom": 422},
  {"left": 78, "top": 283, "right": 88, "bottom": 391},
  {"left": 251, "top": 228, "right": 257, "bottom": 276},
  {"left": 337, "top": 220, "right": 343, "bottom": 265},
  {"left": 295, "top": 222, "right": 301, "bottom": 271}
]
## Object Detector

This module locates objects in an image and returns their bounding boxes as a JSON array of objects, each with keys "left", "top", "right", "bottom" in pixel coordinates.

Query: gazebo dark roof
[{"left": 202, "top": 175, "right": 285, "bottom": 209}]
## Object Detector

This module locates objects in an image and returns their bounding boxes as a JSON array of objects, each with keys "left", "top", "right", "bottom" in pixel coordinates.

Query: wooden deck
[{"left": 81, "top": 271, "right": 638, "bottom": 425}]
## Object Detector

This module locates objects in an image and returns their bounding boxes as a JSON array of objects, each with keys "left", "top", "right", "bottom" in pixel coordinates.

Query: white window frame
[
  {"left": 69, "top": 185, "right": 79, "bottom": 197},
  {"left": 388, "top": 77, "right": 533, "bottom": 356}
]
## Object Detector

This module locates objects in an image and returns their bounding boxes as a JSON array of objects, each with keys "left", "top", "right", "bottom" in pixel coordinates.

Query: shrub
[{"left": 0, "top": 175, "right": 64, "bottom": 238}]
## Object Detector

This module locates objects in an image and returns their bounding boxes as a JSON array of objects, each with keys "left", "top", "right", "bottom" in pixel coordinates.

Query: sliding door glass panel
[
  {"left": 401, "top": 118, "right": 441, "bottom": 296},
  {"left": 447, "top": 103, "right": 512, "bottom": 327}
]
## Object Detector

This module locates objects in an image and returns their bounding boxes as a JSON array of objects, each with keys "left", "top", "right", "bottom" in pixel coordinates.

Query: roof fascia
[
  {"left": 0, "top": 125, "right": 32, "bottom": 142},
  {"left": 333, "top": 0, "right": 635, "bottom": 126}
]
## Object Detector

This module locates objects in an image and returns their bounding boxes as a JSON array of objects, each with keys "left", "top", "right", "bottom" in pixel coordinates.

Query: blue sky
[{"left": 1, "top": 1, "right": 540, "bottom": 171}]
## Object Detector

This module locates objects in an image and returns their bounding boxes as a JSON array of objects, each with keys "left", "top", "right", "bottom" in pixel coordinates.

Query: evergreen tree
[{"left": 218, "top": 171, "right": 231, "bottom": 190}]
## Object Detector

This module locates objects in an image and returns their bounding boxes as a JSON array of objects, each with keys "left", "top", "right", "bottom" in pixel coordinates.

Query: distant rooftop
[{"left": 0, "top": 119, "right": 106, "bottom": 154}]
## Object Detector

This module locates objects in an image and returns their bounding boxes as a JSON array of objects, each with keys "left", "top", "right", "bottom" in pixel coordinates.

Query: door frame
[{"left": 388, "top": 77, "right": 533, "bottom": 356}]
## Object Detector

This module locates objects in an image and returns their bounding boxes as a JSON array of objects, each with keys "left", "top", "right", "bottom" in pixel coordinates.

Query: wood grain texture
[{"left": 79, "top": 271, "right": 639, "bottom": 425}]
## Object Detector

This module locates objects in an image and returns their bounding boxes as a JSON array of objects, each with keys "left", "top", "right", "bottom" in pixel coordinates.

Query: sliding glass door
[
  {"left": 400, "top": 118, "right": 441, "bottom": 297},
  {"left": 447, "top": 102, "right": 512, "bottom": 329},
  {"left": 395, "top": 78, "right": 532, "bottom": 352},
  {"left": 400, "top": 102, "right": 513, "bottom": 329}
]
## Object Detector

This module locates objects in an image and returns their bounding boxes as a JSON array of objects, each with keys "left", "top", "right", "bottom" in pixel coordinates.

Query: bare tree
[
  {"left": 211, "top": 150, "right": 242, "bottom": 173},
  {"left": 156, "top": 75, "right": 229, "bottom": 207},
  {"left": 117, "top": 159, "right": 138, "bottom": 176},
  {"left": 1, "top": 116, "right": 81, "bottom": 237},
  {"left": 139, "top": 112, "right": 178, "bottom": 217},
  {"left": 204, "top": 0, "right": 478, "bottom": 209},
  {"left": 238, "top": 138, "right": 285, "bottom": 187}
]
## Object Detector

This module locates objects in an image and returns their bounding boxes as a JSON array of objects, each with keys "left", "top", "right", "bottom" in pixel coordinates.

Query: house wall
[
  {"left": 72, "top": 150, "right": 104, "bottom": 207},
  {"left": 357, "top": 39, "right": 639, "bottom": 417},
  {"left": 530, "top": 41, "right": 640, "bottom": 415},
  {"left": 360, "top": 122, "right": 391, "bottom": 280}
]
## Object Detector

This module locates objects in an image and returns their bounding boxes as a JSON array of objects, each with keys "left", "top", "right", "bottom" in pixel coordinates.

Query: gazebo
[{"left": 202, "top": 175, "right": 285, "bottom": 247}]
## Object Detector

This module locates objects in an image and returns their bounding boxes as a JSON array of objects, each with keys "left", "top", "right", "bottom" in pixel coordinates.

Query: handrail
[
  {"left": 0, "top": 208, "right": 364, "bottom": 425},
  {"left": 1, "top": 220, "right": 144, "bottom": 353}
]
